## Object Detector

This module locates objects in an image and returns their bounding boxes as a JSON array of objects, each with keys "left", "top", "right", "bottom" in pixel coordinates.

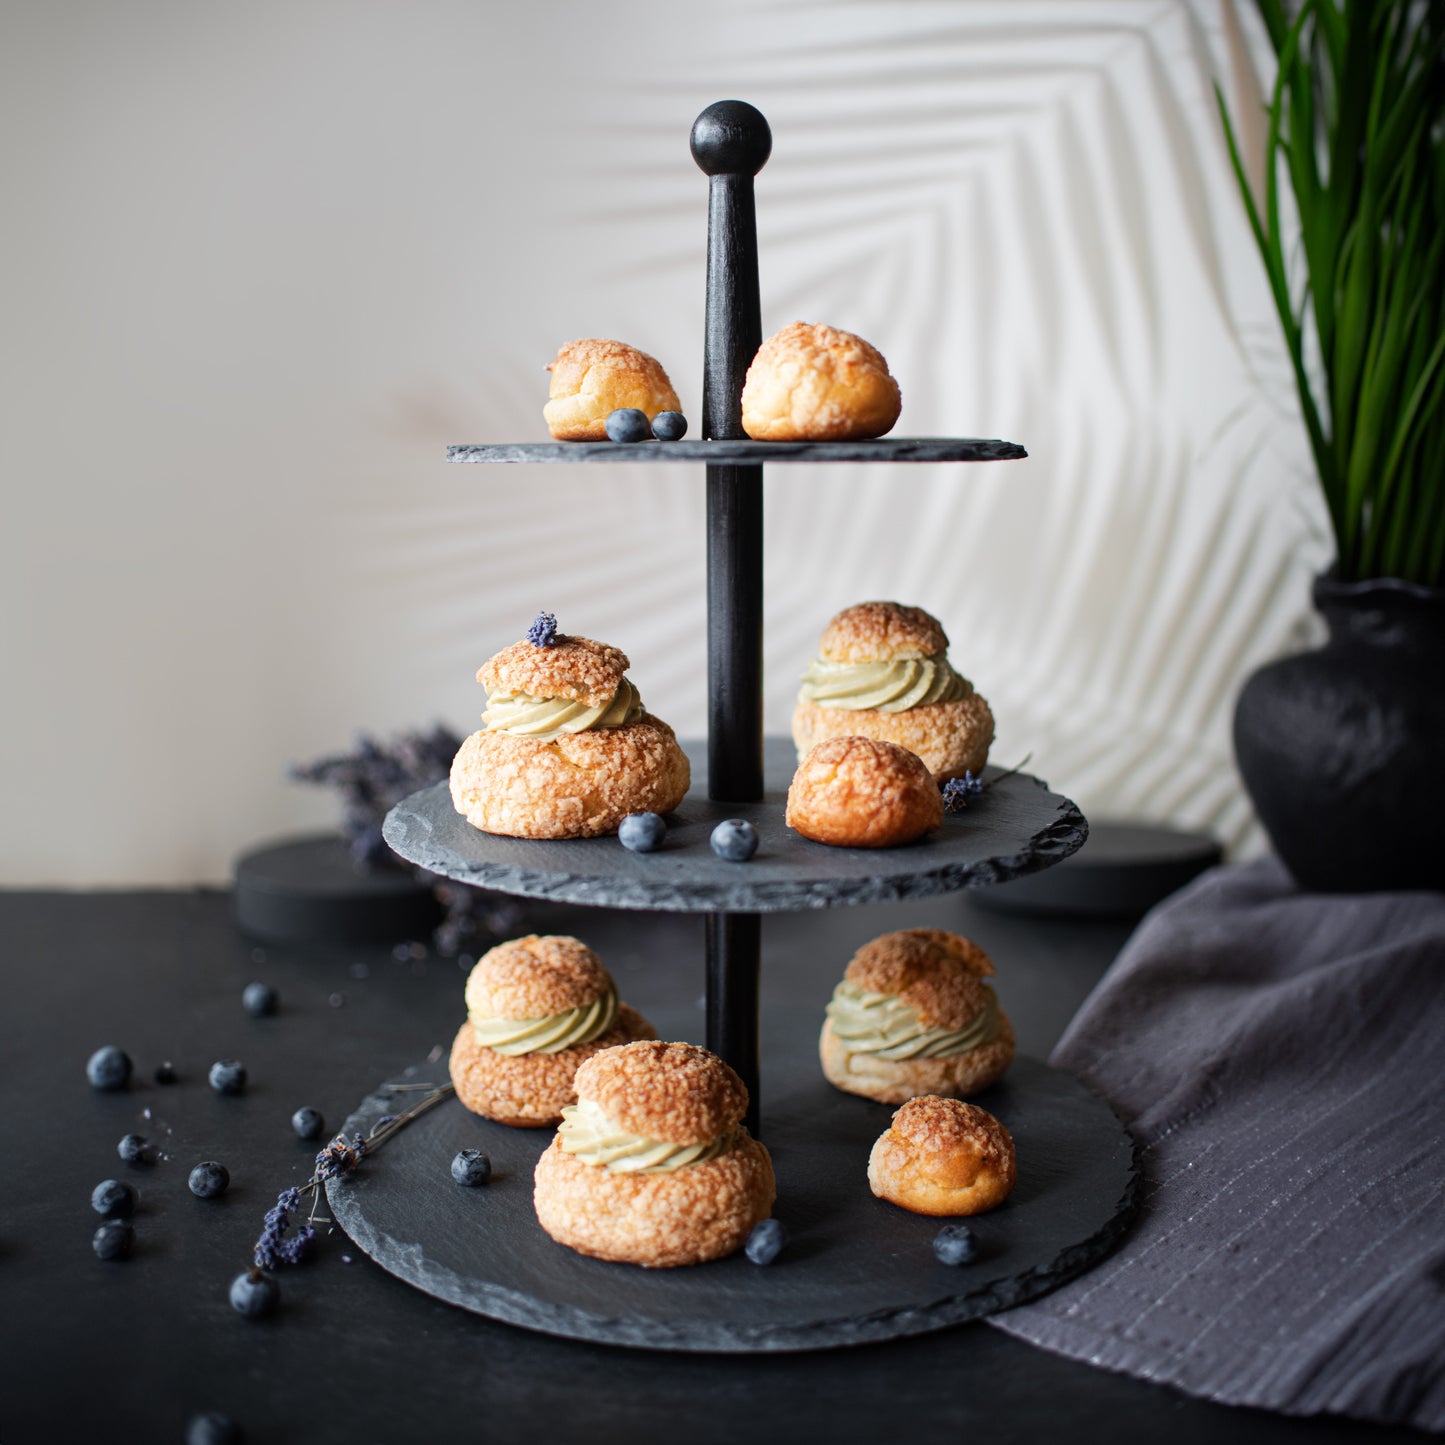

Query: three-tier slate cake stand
[{"left": 335, "top": 101, "right": 1138, "bottom": 1352}]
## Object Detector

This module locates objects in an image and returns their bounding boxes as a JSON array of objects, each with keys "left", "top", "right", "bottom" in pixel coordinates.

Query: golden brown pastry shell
[
  {"left": 740, "top": 321, "right": 900, "bottom": 442},
  {"left": 480, "top": 635, "right": 629, "bottom": 710},
  {"left": 785, "top": 735, "right": 942, "bottom": 848},
  {"left": 543, "top": 338, "right": 681, "bottom": 442},
  {"left": 818, "top": 601, "right": 948, "bottom": 663},
  {"left": 573, "top": 1040, "right": 748, "bottom": 1148},
  {"left": 818, "top": 1012, "right": 1015, "bottom": 1105},
  {"left": 448, "top": 1003, "right": 657, "bottom": 1129},
  {"left": 867, "top": 1096, "right": 1017, "bottom": 1216},
  {"left": 533, "top": 1131, "right": 776, "bottom": 1267},
  {"left": 464, "top": 934, "right": 611, "bottom": 1022},
  {"left": 791, "top": 694, "right": 993, "bottom": 783},
  {"left": 449, "top": 715, "right": 690, "bottom": 839}
]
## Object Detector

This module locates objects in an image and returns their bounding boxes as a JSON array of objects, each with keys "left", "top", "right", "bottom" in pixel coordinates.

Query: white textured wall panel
[{"left": 1, "top": 0, "right": 1328, "bottom": 883}]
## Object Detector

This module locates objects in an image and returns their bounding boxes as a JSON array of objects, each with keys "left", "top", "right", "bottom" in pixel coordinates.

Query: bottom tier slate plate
[{"left": 327, "top": 1007, "right": 1139, "bottom": 1352}]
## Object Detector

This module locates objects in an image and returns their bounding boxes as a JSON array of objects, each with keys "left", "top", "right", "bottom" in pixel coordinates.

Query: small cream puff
[
  {"left": 785, "top": 736, "right": 942, "bottom": 848},
  {"left": 534, "top": 1041, "right": 775, "bottom": 1267},
  {"left": 819, "top": 928, "right": 1015, "bottom": 1104},
  {"left": 449, "top": 935, "right": 657, "bottom": 1127},
  {"left": 543, "top": 338, "right": 681, "bottom": 441},
  {"left": 868, "top": 1095, "right": 1017, "bottom": 1216},
  {"left": 792, "top": 601, "right": 994, "bottom": 782}
]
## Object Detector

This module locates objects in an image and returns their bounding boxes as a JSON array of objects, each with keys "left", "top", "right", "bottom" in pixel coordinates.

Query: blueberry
[
  {"left": 86, "top": 1045, "right": 132, "bottom": 1091},
  {"left": 154, "top": 1061, "right": 177, "bottom": 1085},
  {"left": 651, "top": 410, "right": 688, "bottom": 441},
  {"left": 605, "top": 407, "right": 651, "bottom": 443},
  {"left": 291, "top": 1106, "right": 324, "bottom": 1140},
  {"left": 744, "top": 1217, "right": 787, "bottom": 1265},
  {"left": 93, "top": 1219, "right": 134, "bottom": 1261},
  {"left": 118, "top": 1133, "right": 157, "bottom": 1165},
  {"left": 209, "top": 1060, "right": 247, "bottom": 1096},
  {"left": 451, "top": 1148, "right": 491, "bottom": 1187},
  {"left": 932, "top": 1223, "right": 979, "bottom": 1266},
  {"left": 241, "top": 982, "right": 278, "bottom": 1017},
  {"left": 189, "top": 1161, "right": 230, "bottom": 1199},
  {"left": 618, "top": 811, "right": 666, "bottom": 853},
  {"left": 710, "top": 818, "right": 759, "bottom": 862},
  {"left": 91, "top": 1179, "right": 137, "bottom": 1218},
  {"left": 186, "top": 1412, "right": 242, "bottom": 1445},
  {"left": 229, "top": 1270, "right": 279, "bottom": 1318}
]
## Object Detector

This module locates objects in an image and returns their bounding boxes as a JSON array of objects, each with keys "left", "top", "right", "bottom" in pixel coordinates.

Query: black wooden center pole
[{"left": 691, "top": 101, "right": 771, "bottom": 1136}]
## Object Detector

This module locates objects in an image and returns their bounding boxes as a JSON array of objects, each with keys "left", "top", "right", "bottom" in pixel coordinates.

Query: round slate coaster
[
  {"left": 447, "top": 437, "right": 1027, "bottom": 465},
  {"left": 327, "top": 1008, "right": 1139, "bottom": 1353},
  {"left": 383, "top": 738, "right": 1086, "bottom": 914},
  {"left": 233, "top": 833, "right": 443, "bottom": 944}
]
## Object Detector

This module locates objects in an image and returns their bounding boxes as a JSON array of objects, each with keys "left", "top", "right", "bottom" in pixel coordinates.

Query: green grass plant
[{"left": 1218, "top": 0, "right": 1445, "bottom": 586}]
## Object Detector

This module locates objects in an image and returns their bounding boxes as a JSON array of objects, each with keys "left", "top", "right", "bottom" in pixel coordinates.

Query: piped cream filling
[
  {"left": 825, "top": 978, "right": 999, "bottom": 1060},
  {"left": 483, "top": 678, "right": 643, "bottom": 741},
  {"left": 468, "top": 984, "right": 618, "bottom": 1056},
  {"left": 798, "top": 657, "right": 969, "bottom": 712},
  {"left": 557, "top": 1096, "right": 735, "bottom": 1173}
]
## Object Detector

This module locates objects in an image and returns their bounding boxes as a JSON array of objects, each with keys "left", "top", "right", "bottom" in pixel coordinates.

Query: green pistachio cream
[
  {"left": 825, "top": 978, "right": 999, "bottom": 1061},
  {"left": 797, "top": 657, "right": 969, "bottom": 712},
  {"left": 557, "top": 1097, "right": 736, "bottom": 1174},
  {"left": 468, "top": 982, "right": 618, "bottom": 1057},
  {"left": 482, "top": 678, "right": 644, "bottom": 742}
]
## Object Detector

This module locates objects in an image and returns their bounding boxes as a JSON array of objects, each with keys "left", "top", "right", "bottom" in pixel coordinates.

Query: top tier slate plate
[
  {"left": 383, "top": 737, "right": 1086, "bottom": 914},
  {"left": 448, "top": 437, "right": 1027, "bottom": 464}
]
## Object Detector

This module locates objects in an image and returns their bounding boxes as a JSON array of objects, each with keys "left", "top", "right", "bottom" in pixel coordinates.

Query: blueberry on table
[
  {"left": 711, "top": 819, "right": 759, "bottom": 862},
  {"left": 86, "top": 1045, "right": 132, "bottom": 1091},
  {"left": 208, "top": 1060, "right": 247, "bottom": 1096},
  {"left": 154, "top": 1060, "right": 178, "bottom": 1085},
  {"left": 618, "top": 811, "right": 666, "bottom": 853},
  {"left": 118, "top": 1133, "right": 157, "bottom": 1165},
  {"left": 241, "top": 982, "right": 278, "bottom": 1017},
  {"left": 651, "top": 410, "right": 688, "bottom": 440},
  {"left": 291, "top": 1106, "right": 324, "bottom": 1140},
  {"left": 91, "top": 1179, "right": 137, "bottom": 1218},
  {"left": 605, "top": 407, "right": 651, "bottom": 443},
  {"left": 932, "top": 1223, "right": 978, "bottom": 1266},
  {"left": 92, "top": 1219, "right": 134, "bottom": 1261},
  {"left": 188, "top": 1161, "right": 230, "bottom": 1199},
  {"left": 186, "top": 1412, "right": 242, "bottom": 1445},
  {"left": 229, "top": 1270, "right": 279, "bottom": 1318},
  {"left": 744, "top": 1217, "right": 787, "bottom": 1265},
  {"left": 451, "top": 1148, "right": 492, "bottom": 1187}
]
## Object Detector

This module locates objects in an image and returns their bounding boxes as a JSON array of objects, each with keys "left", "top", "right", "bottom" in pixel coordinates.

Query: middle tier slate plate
[
  {"left": 327, "top": 1007, "right": 1139, "bottom": 1353},
  {"left": 384, "top": 738, "right": 1087, "bottom": 913}
]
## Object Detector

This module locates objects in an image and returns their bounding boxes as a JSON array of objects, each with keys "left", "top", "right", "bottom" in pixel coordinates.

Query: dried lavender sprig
[
  {"left": 526, "top": 611, "right": 558, "bottom": 648},
  {"left": 249, "top": 1082, "right": 454, "bottom": 1269}
]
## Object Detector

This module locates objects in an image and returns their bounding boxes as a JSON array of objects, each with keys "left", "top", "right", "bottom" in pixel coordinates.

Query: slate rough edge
[
  {"left": 381, "top": 778, "right": 1088, "bottom": 915},
  {"left": 447, "top": 438, "right": 1028, "bottom": 465},
  {"left": 327, "top": 1077, "right": 1141, "bottom": 1353}
]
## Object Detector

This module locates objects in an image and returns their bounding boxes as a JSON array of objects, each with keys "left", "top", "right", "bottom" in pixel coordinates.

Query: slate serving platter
[
  {"left": 383, "top": 738, "right": 1087, "bottom": 914},
  {"left": 447, "top": 437, "right": 1027, "bottom": 465},
  {"left": 327, "top": 1007, "right": 1139, "bottom": 1353}
]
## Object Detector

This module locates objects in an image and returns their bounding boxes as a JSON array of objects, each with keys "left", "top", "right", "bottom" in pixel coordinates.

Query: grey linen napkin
[{"left": 989, "top": 856, "right": 1445, "bottom": 1431}]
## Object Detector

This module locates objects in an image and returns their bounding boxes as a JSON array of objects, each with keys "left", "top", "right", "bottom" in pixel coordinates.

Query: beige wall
[{"left": 0, "top": 0, "right": 1326, "bottom": 885}]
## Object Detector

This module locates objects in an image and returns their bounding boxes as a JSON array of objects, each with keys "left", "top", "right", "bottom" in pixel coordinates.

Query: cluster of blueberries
[
  {"left": 619, "top": 811, "right": 759, "bottom": 862},
  {"left": 604, "top": 408, "right": 688, "bottom": 443},
  {"left": 84, "top": 984, "right": 326, "bottom": 1301}
]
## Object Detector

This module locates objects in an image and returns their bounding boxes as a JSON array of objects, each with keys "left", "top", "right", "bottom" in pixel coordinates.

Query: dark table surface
[{"left": 1, "top": 882, "right": 1421, "bottom": 1444}]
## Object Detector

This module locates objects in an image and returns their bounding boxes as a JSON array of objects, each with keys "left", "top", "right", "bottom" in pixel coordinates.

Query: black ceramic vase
[{"left": 1233, "top": 573, "right": 1445, "bottom": 893}]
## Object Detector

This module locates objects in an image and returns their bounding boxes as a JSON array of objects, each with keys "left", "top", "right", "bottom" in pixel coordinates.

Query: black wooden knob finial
[{"left": 690, "top": 100, "right": 772, "bottom": 177}]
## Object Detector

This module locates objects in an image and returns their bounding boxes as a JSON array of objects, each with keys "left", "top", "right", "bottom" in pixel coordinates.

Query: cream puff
[
  {"left": 785, "top": 735, "right": 942, "bottom": 848},
  {"left": 819, "top": 928, "right": 1014, "bottom": 1103},
  {"left": 740, "top": 321, "right": 901, "bottom": 441},
  {"left": 449, "top": 935, "right": 657, "bottom": 1128},
  {"left": 449, "top": 618, "right": 691, "bottom": 839},
  {"left": 534, "top": 1040, "right": 776, "bottom": 1267},
  {"left": 543, "top": 338, "right": 681, "bottom": 441},
  {"left": 792, "top": 601, "right": 993, "bottom": 782},
  {"left": 868, "top": 1095, "right": 1017, "bottom": 1216}
]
